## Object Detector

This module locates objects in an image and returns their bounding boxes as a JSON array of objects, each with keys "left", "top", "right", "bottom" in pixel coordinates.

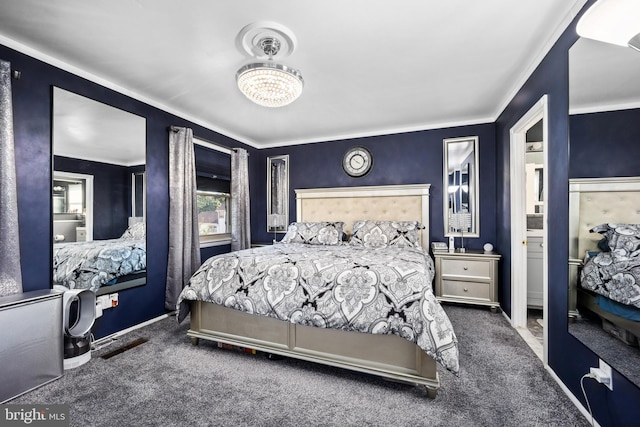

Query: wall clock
[{"left": 342, "top": 146, "right": 373, "bottom": 177}]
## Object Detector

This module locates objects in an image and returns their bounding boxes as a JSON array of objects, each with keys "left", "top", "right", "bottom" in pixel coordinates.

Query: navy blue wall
[
  {"left": 570, "top": 108, "right": 640, "bottom": 178},
  {"left": 495, "top": 2, "right": 640, "bottom": 425},
  {"left": 250, "top": 124, "right": 498, "bottom": 250},
  {"left": 54, "top": 155, "right": 129, "bottom": 239},
  {"left": 2, "top": 43, "right": 253, "bottom": 338}
]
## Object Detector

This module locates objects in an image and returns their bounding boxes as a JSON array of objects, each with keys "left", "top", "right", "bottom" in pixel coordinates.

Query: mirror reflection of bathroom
[
  {"left": 525, "top": 118, "right": 545, "bottom": 344},
  {"left": 53, "top": 172, "right": 93, "bottom": 243}
]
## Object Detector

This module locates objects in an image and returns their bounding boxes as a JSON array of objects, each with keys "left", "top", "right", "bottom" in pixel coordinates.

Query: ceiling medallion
[{"left": 235, "top": 23, "right": 304, "bottom": 108}]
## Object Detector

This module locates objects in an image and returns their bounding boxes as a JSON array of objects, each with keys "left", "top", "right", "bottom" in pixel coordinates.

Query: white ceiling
[{"left": 0, "top": 1, "right": 589, "bottom": 149}]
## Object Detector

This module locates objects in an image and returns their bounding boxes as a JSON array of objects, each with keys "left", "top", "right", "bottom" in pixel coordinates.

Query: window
[
  {"left": 197, "top": 187, "right": 230, "bottom": 239},
  {"left": 194, "top": 140, "right": 232, "bottom": 246}
]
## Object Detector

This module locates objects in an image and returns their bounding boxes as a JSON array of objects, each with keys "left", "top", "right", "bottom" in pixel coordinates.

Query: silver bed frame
[{"left": 187, "top": 184, "right": 440, "bottom": 397}]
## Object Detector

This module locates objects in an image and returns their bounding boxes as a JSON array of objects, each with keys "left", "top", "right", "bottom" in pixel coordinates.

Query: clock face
[{"left": 343, "top": 147, "right": 373, "bottom": 177}]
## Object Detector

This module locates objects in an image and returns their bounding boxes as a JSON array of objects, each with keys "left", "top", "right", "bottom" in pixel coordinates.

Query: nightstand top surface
[{"left": 433, "top": 249, "right": 501, "bottom": 259}]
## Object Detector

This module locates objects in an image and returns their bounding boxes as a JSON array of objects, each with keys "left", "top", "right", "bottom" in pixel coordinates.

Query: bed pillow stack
[
  {"left": 121, "top": 221, "right": 146, "bottom": 240},
  {"left": 590, "top": 223, "right": 640, "bottom": 258},
  {"left": 280, "top": 221, "right": 345, "bottom": 245},
  {"left": 349, "top": 220, "right": 423, "bottom": 248}
]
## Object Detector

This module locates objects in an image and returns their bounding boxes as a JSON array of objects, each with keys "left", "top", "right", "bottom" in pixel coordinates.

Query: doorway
[
  {"left": 509, "top": 95, "right": 548, "bottom": 363},
  {"left": 53, "top": 171, "right": 94, "bottom": 243}
]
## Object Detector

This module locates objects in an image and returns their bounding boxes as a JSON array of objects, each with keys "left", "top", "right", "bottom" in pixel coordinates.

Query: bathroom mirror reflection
[{"left": 52, "top": 87, "right": 147, "bottom": 295}]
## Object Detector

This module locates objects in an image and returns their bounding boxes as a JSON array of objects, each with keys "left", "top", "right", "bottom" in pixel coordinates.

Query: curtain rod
[
  {"left": 168, "top": 126, "right": 244, "bottom": 156},
  {"left": 193, "top": 136, "right": 232, "bottom": 156}
]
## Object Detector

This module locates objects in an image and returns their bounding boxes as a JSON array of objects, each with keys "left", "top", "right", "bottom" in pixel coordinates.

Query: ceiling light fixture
[
  {"left": 236, "top": 36, "right": 304, "bottom": 108},
  {"left": 577, "top": 0, "right": 640, "bottom": 52}
]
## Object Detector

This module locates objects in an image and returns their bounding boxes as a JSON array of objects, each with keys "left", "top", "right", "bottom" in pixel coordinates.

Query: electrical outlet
[
  {"left": 95, "top": 301, "right": 103, "bottom": 318},
  {"left": 97, "top": 295, "right": 110, "bottom": 310},
  {"left": 599, "top": 359, "right": 613, "bottom": 391}
]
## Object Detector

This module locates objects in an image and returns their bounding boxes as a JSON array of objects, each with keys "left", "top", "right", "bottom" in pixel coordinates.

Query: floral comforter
[
  {"left": 177, "top": 243, "right": 459, "bottom": 374},
  {"left": 53, "top": 238, "right": 146, "bottom": 292},
  {"left": 581, "top": 252, "right": 640, "bottom": 309}
]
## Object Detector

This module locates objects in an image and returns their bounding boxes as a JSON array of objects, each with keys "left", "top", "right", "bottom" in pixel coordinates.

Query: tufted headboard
[
  {"left": 569, "top": 177, "right": 640, "bottom": 259},
  {"left": 295, "top": 184, "right": 431, "bottom": 251}
]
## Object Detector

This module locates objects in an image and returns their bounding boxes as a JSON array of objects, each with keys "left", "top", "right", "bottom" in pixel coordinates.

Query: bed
[
  {"left": 569, "top": 177, "right": 640, "bottom": 345},
  {"left": 53, "top": 222, "right": 147, "bottom": 294},
  {"left": 178, "top": 184, "right": 458, "bottom": 398}
]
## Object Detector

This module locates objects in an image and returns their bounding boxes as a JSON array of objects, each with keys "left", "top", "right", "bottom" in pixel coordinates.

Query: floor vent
[{"left": 100, "top": 337, "right": 148, "bottom": 359}]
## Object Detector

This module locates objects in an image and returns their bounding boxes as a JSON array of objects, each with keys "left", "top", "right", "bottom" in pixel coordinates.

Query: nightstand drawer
[
  {"left": 440, "top": 258, "right": 490, "bottom": 279},
  {"left": 441, "top": 280, "right": 491, "bottom": 301}
]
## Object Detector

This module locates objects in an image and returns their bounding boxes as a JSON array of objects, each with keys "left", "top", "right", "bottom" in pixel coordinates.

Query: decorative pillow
[
  {"left": 121, "top": 221, "right": 146, "bottom": 240},
  {"left": 349, "top": 220, "right": 424, "bottom": 248},
  {"left": 590, "top": 223, "right": 640, "bottom": 257},
  {"left": 280, "top": 221, "right": 345, "bottom": 245}
]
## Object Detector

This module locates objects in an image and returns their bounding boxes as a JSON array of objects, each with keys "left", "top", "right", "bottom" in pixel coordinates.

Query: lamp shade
[{"left": 577, "top": 0, "right": 640, "bottom": 50}]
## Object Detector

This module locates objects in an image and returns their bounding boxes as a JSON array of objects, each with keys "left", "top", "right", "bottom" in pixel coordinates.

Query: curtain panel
[
  {"left": 231, "top": 148, "right": 251, "bottom": 251},
  {"left": 165, "top": 127, "right": 201, "bottom": 310},
  {"left": 0, "top": 59, "right": 22, "bottom": 297}
]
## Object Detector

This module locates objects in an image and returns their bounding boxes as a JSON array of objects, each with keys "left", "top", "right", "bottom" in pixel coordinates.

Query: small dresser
[{"left": 433, "top": 250, "right": 501, "bottom": 311}]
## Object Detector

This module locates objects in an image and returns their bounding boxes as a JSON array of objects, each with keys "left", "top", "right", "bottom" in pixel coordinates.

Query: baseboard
[
  {"left": 545, "top": 365, "right": 600, "bottom": 427},
  {"left": 92, "top": 311, "right": 175, "bottom": 348}
]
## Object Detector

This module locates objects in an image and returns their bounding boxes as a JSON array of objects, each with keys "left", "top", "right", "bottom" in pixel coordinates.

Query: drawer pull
[
  {"left": 463, "top": 288, "right": 468, "bottom": 292},
  {"left": 463, "top": 267, "right": 468, "bottom": 270}
]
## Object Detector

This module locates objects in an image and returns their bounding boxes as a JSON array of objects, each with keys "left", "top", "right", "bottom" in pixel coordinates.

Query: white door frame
[{"left": 509, "top": 95, "right": 549, "bottom": 364}]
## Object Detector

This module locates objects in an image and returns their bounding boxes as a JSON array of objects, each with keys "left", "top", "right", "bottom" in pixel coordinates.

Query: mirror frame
[
  {"left": 266, "top": 155, "right": 289, "bottom": 233},
  {"left": 443, "top": 136, "right": 479, "bottom": 237}
]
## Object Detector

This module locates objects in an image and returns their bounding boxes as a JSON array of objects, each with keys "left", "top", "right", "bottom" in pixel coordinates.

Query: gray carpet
[{"left": 13, "top": 305, "right": 589, "bottom": 426}]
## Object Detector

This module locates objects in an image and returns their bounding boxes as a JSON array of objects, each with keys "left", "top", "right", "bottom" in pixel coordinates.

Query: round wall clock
[{"left": 342, "top": 146, "right": 373, "bottom": 177}]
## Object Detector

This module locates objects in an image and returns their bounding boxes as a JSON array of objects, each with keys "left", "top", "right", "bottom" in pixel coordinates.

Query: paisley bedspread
[
  {"left": 177, "top": 243, "right": 459, "bottom": 374},
  {"left": 53, "top": 238, "right": 146, "bottom": 292},
  {"left": 581, "top": 252, "right": 640, "bottom": 309}
]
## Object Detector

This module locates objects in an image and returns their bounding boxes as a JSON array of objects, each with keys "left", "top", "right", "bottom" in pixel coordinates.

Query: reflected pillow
[
  {"left": 590, "top": 223, "right": 640, "bottom": 257},
  {"left": 121, "top": 221, "right": 146, "bottom": 240},
  {"left": 349, "top": 220, "right": 423, "bottom": 248},
  {"left": 280, "top": 222, "right": 345, "bottom": 245}
]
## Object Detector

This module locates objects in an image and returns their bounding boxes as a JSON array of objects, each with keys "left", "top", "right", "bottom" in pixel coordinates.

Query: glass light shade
[
  {"left": 236, "top": 62, "right": 303, "bottom": 108},
  {"left": 577, "top": 0, "right": 640, "bottom": 48}
]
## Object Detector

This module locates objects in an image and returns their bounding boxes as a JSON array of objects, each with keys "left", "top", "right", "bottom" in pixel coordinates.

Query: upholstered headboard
[
  {"left": 569, "top": 177, "right": 640, "bottom": 259},
  {"left": 295, "top": 184, "right": 431, "bottom": 251}
]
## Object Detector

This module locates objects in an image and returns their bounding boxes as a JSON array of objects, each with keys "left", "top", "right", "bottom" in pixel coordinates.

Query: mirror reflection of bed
[
  {"left": 568, "top": 179, "right": 640, "bottom": 387},
  {"left": 52, "top": 87, "right": 147, "bottom": 296},
  {"left": 568, "top": 36, "right": 640, "bottom": 388}
]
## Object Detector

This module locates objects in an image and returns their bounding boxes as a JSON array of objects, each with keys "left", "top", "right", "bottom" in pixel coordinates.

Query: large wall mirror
[
  {"left": 52, "top": 87, "right": 147, "bottom": 295},
  {"left": 443, "top": 136, "right": 479, "bottom": 238},
  {"left": 568, "top": 38, "right": 640, "bottom": 387},
  {"left": 266, "top": 155, "right": 289, "bottom": 237}
]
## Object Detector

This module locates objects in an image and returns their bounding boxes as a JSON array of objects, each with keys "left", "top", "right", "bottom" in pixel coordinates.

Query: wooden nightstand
[{"left": 433, "top": 250, "right": 501, "bottom": 311}]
